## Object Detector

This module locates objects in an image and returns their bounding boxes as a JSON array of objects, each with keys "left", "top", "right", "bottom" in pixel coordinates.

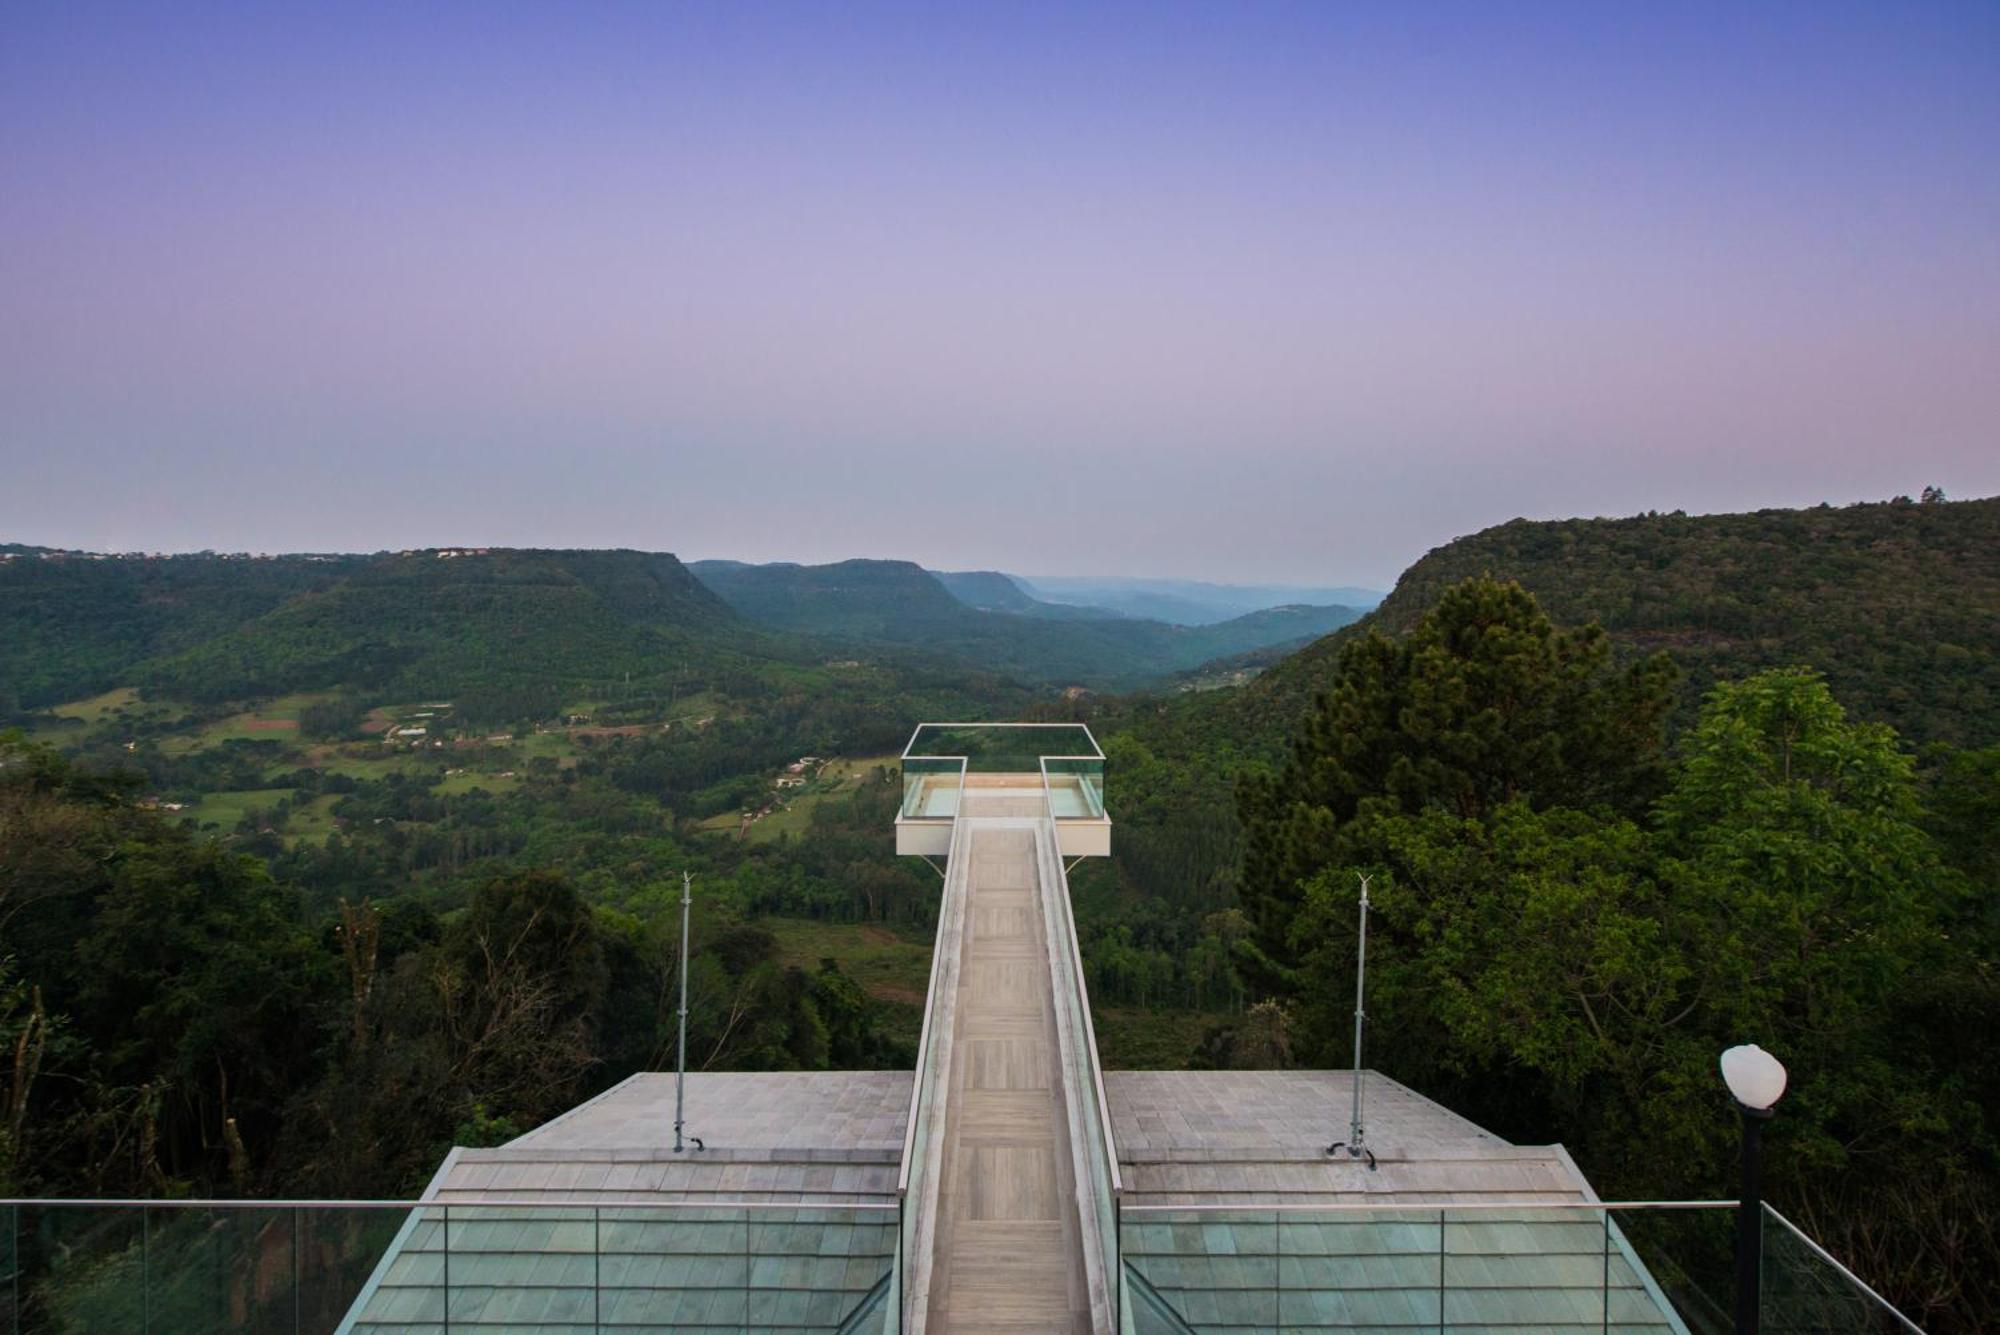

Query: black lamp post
[{"left": 1720, "top": 1044, "right": 1788, "bottom": 1335}]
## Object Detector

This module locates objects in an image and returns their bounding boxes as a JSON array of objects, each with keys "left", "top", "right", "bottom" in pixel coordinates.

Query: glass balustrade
[
  {"left": 0, "top": 1200, "right": 898, "bottom": 1335},
  {"left": 903, "top": 723, "right": 1100, "bottom": 775},
  {"left": 898, "top": 724, "right": 1106, "bottom": 827},
  {"left": 1117, "top": 1203, "right": 1770, "bottom": 1333},
  {"left": 1762, "top": 1204, "right": 1926, "bottom": 1334},
  {"left": 899, "top": 756, "right": 965, "bottom": 821},
  {"left": 1041, "top": 756, "right": 1106, "bottom": 820},
  {"left": 4, "top": 1202, "right": 407, "bottom": 1335}
]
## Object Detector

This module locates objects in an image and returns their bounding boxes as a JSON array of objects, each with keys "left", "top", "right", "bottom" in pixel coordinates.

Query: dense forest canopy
[{"left": 1223, "top": 580, "right": 2000, "bottom": 1328}]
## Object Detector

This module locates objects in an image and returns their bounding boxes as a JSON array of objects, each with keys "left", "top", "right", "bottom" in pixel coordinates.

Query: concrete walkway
[{"left": 922, "top": 820, "right": 1092, "bottom": 1333}]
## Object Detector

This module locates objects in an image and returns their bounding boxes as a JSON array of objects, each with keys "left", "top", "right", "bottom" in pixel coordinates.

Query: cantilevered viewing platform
[{"left": 895, "top": 722, "right": 1111, "bottom": 859}]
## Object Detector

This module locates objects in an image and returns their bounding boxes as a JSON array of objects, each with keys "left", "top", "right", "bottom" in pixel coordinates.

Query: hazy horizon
[
  {"left": 9, "top": 486, "right": 1994, "bottom": 593},
  {"left": 5, "top": 3, "right": 1997, "bottom": 588}
]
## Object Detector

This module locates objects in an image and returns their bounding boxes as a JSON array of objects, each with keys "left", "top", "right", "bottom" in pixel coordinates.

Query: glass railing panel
[
  {"left": 905, "top": 724, "right": 1101, "bottom": 774},
  {"left": 1761, "top": 1205, "right": 1923, "bottom": 1334},
  {"left": 899, "top": 758, "right": 962, "bottom": 820},
  {"left": 434, "top": 1205, "right": 598, "bottom": 1328},
  {"left": 5, "top": 1203, "right": 408, "bottom": 1335},
  {"left": 1443, "top": 1206, "right": 1608, "bottom": 1328},
  {"left": 1617, "top": 1204, "right": 1735, "bottom": 1331},
  {"left": 1120, "top": 1204, "right": 1781, "bottom": 1334},
  {"left": 1042, "top": 757, "right": 1105, "bottom": 819},
  {"left": 2, "top": 1205, "right": 17, "bottom": 1332},
  {"left": 1280, "top": 1210, "right": 1442, "bottom": 1329},
  {"left": 298, "top": 1207, "right": 410, "bottom": 1333},
  {"left": 597, "top": 1206, "right": 750, "bottom": 1329},
  {"left": 11, "top": 1204, "right": 147, "bottom": 1333},
  {"left": 747, "top": 1207, "right": 897, "bottom": 1333},
  {"left": 1120, "top": 1210, "right": 1277, "bottom": 1331}
]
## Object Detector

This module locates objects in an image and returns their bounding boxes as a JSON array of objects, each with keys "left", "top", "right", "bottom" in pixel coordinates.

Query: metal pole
[
  {"left": 675, "top": 871, "right": 691, "bottom": 1154},
  {"left": 1349, "top": 874, "right": 1370, "bottom": 1147},
  {"left": 1327, "top": 874, "right": 1376, "bottom": 1167},
  {"left": 1734, "top": 1106, "right": 1768, "bottom": 1335}
]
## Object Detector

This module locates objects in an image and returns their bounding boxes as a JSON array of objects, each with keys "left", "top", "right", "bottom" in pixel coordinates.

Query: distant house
[{"left": 396, "top": 727, "right": 427, "bottom": 737}]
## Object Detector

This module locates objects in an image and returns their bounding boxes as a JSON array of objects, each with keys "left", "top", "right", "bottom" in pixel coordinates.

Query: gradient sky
[{"left": 3, "top": 2, "right": 1996, "bottom": 586}]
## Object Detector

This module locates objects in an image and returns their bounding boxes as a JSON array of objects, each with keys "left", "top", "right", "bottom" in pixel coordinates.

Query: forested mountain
[
  {"left": 136, "top": 549, "right": 748, "bottom": 710},
  {"left": 690, "top": 558, "right": 1365, "bottom": 688},
  {"left": 0, "top": 549, "right": 363, "bottom": 709},
  {"left": 930, "top": 569, "right": 1120, "bottom": 620},
  {"left": 1242, "top": 494, "right": 2000, "bottom": 747},
  {"left": 1072, "top": 494, "right": 2000, "bottom": 1169}
]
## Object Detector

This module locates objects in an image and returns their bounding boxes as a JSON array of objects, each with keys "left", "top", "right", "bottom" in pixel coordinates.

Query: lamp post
[{"left": 1720, "top": 1044, "right": 1787, "bottom": 1335}]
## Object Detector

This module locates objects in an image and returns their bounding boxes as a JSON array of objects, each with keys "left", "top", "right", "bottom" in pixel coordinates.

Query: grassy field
[
  {"left": 309, "top": 748, "right": 431, "bottom": 781},
  {"left": 701, "top": 754, "right": 900, "bottom": 844},
  {"left": 435, "top": 770, "right": 523, "bottom": 796},
  {"left": 49, "top": 686, "right": 144, "bottom": 725},
  {"left": 182, "top": 787, "right": 296, "bottom": 833},
  {"left": 760, "top": 916, "right": 933, "bottom": 1048},
  {"left": 34, "top": 686, "right": 190, "bottom": 741},
  {"left": 157, "top": 691, "right": 331, "bottom": 754},
  {"left": 286, "top": 792, "right": 345, "bottom": 843}
]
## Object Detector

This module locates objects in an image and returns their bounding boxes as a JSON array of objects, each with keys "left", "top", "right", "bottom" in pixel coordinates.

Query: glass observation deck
[{"left": 894, "top": 722, "right": 1109, "bottom": 857}]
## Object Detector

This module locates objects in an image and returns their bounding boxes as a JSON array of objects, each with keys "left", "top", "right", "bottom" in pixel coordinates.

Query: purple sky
[{"left": 3, "top": 2, "right": 1996, "bottom": 587}]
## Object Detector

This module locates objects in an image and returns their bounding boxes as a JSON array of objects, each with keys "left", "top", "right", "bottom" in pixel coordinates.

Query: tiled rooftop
[
  {"left": 1107, "top": 1070, "right": 1595, "bottom": 1207},
  {"left": 510, "top": 1071, "right": 911, "bottom": 1155},
  {"left": 426, "top": 1072, "right": 913, "bottom": 1208}
]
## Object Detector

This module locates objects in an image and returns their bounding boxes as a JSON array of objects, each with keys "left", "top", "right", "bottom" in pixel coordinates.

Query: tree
[{"left": 1236, "top": 577, "right": 1674, "bottom": 982}]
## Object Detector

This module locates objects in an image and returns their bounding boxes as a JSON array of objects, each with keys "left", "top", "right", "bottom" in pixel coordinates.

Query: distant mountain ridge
[
  {"left": 929, "top": 570, "right": 1123, "bottom": 621},
  {"left": 1242, "top": 495, "right": 2000, "bottom": 746},
  {"left": 0, "top": 547, "right": 753, "bottom": 712},
  {"left": 1015, "top": 574, "right": 1383, "bottom": 625},
  {"left": 688, "top": 558, "right": 1365, "bottom": 688},
  {"left": 139, "top": 548, "right": 745, "bottom": 704},
  {"left": 3, "top": 544, "right": 1371, "bottom": 713},
  {"left": 0, "top": 548, "right": 365, "bottom": 707}
]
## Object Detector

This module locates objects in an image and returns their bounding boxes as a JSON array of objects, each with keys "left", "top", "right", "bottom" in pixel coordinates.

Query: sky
[{"left": 3, "top": 2, "right": 1996, "bottom": 588}]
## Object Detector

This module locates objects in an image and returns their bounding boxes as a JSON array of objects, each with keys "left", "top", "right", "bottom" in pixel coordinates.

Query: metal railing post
[
  {"left": 1271, "top": 1208, "right": 1280, "bottom": 1335},
  {"left": 292, "top": 1206, "right": 303, "bottom": 1335},
  {"left": 441, "top": 1205, "right": 450, "bottom": 1335},
  {"left": 1602, "top": 1209, "right": 1611, "bottom": 1335},
  {"left": 141, "top": 1205, "right": 150, "bottom": 1334},
  {"left": 1113, "top": 1191, "right": 1121, "bottom": 1335},
  {"left": 1437, "top": 1210, "right": 1446, "bottom": 1335},
  {"left": 593, "top": 1206, "right": 601, "bottom": 1333}
]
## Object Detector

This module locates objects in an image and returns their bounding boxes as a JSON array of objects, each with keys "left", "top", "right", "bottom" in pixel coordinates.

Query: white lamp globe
[{"left": 1720, "top": 1044, "right": 1788, "bottom": 1111}]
